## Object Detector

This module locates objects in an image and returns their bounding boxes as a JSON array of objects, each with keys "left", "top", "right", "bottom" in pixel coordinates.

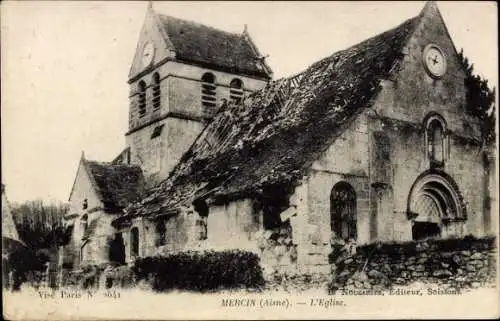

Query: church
[{"left": 59, "top": 2, "right": 496, "bottom": 276}]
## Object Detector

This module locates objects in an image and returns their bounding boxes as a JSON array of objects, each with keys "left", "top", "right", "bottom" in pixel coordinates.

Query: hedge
[{"left": 132, "top": 250, "right": 265, "bottom": 292}]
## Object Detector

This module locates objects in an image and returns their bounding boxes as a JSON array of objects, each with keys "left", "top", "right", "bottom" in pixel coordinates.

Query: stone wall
[
  {"left": 165, "top": 61, "right": 267, "bottom": 119},
  {"left": 257, "top": 227, "right": 298, "bottom": 277},
  {"left": 126, "top": 60, "right": 268, "bottom": 183},
  {"left": 80, "top": 213, "right": 117, "bottom": 266},
  {"left": 126, "top": 116, "right": 206, "bottom": 185},
  {"left": 372, "top": 4, "right": 477, "bottom": 134},
  {"left": 64, "top": 158, "right": 106, "bottom": 270},
  {"left": 205, "top": 199, "right": 261, "bottom": 251},
  {"left": 300, "top": 115, "right": 370, "bottom": 273},
  {"left": 126, "top": 199, "right": 262, "bottom": 260},
  {"left": 329, "top": 236, "right": 497, "bottom": 293},
  {"left": 366, "top": 115, "right": 486, "bottom": 242},
  {"left": 122, "top": 217, "right": 161, "bottom": 263},
  {"left": 67, "top": 160, "right": 102, "bottom": 217},
  {"left": 121, "top": 195, "right": 316, "bottom": 276},
  {"left": 366, "top": 1, "right": 491, "bottom": 242}
]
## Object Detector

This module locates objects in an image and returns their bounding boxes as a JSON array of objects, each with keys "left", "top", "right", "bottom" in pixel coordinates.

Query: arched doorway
[
  {"left": 408, "top": 172, "right": 465, "bottom": 240},
  {"left": 330, "top": 182, "right": 357, "bottom": 241}
]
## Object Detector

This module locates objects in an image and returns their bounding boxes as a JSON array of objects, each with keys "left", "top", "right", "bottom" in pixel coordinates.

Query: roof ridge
[
  {"left": 86, "top": 159, "right": 141, "bottom": 168},
  {"left": 86, "top": 159, "right": 110, "bottom": 164},
  {"left": 159, "top": 14, "right": 245, "bottom": 39},
  {"left": 338, "top": 14, "right": 421, "bottom": 56},
  {"left": 292, "top": 13, "right": 422, "bottom": 81}
]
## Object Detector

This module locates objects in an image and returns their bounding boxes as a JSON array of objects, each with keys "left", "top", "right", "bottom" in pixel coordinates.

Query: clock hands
[{"left": 428, "top": 54, "right": 439, "bottom": 65}]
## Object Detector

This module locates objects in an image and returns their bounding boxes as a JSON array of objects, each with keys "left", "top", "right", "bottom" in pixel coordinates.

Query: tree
[
  {"left": 6, "top": 200, "right": 69, "bottom": 289},
  {"left": 11, "top": 200, "right": 69, "bottom": 250},
  {"left": 458, "top": 48, "right": 496, "bottom": 145}
]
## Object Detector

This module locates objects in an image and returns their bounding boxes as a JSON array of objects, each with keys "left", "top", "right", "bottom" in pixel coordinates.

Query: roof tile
[
  {"left": 85, "top": 161, "right": 145, "bottom": 212},
  {"left": 159, "top": 15, "right": 271, "bottom": 79}
]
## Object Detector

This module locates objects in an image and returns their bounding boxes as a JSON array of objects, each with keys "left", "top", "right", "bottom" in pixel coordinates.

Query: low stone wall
[{"left": 329, "top": 236, "right": 497, "bottom": 294}]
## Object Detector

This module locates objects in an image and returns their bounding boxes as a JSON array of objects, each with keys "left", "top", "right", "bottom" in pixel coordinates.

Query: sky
[{"left": 1, "top": 1, "right": 498, "bottom": 203}]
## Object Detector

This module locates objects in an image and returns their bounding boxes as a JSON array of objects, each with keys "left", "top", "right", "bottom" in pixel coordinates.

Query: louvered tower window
[
  {"left": 152, "top": 73, "right": 161, "bottom": 110},
  {"left": 229, "top": 78, "right": 244, "bottom": 104},
  {"left": 138, "top": 80, "right": 147, "bottom": 118},
  {"left": 201, "top": 73, "right": 217, "bottom": 109}
]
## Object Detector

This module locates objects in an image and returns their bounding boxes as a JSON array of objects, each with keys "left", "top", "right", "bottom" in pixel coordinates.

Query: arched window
[
  {"left": 425, "top": 114, "right": 447, "bottom": 166},
  {"left": 80, "top": 242, "right": 88, "bottom": 263},
  {"left": 80, "top": 214, "right": 88, "bottom": 234},
  {"left": 152, "top": 73, "right": 161, "bottom": 110},
  {"left": 201, "top": 73, "right": 217, "bottom": 109},
  {"left": 130, "top": 227, "right": 139, "bottom": 257},
  {"left": 330, "top": 182, "right": 357, "bottom": 241},
  {"left": 193, "top": 199, "right": 209, "bottom": 240},
  {"left": 138, "top": 80, "right": 147, "bottom": 117},
  {"left": 155, "top": 220, "right": 166, "bottom": 246},
  {"left": 229, "top": 78, "right": 244, "bottom": 104},
  {"left": 428, "top": 120, "right": 444, "bottom": 163}
]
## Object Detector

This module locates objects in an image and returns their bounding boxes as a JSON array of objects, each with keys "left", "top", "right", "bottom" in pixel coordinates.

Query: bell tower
[{"left": 124, "top": 3, "right": 272, "bottom": 186}]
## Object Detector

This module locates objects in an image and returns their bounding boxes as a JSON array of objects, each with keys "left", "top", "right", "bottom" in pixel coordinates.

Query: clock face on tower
[
  {"left": 423, "top": 44, "right": 447, "bottom": 78},
  {"left": 142, "top": 42, "right": 155, "bottom": 67}
]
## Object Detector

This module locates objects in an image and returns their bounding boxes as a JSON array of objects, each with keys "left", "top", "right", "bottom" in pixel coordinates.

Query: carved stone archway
[{"left": 407, "top": 171, "right": 466, "bottom": 240}]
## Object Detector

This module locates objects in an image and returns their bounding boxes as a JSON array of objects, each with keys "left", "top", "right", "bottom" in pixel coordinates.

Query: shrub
[
  {"left": 103, "top": 265, "right": 134, "bottom": 289},
  {"left": 4, "top": 247, "right": 47, "bottom": 291},
  {"left": 80, "top": 264, "right": 102, "bottom": 289},
  {"left": 132, "top": 250, "right": 265, "bottom": 292}
]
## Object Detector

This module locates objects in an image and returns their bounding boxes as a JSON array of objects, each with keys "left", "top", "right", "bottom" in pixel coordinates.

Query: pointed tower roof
[
  {"left": 129, "top": 3, "right": 273, "bottom": 80},
  {"left": 156, "top": 14, "right": 272, "bottom": 79}
]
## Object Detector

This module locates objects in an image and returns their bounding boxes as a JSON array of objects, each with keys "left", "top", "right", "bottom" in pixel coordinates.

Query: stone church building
[{"left": 60, "top": 2, "right": 496, "bottom": 275}]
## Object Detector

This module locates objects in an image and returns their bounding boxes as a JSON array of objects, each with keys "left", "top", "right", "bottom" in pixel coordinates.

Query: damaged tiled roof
[
  {"left": 85, "top": 160, "right": 145, "bottom": 212},
  {"left": 118, "top": 11, "right": 423, "bottom": 222},
  {"left": 158, "top": 15, "right": 272, "bottom": 79}
]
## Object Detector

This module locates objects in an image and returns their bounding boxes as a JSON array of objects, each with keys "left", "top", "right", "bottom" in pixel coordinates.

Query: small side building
[{"left": 59, "top": 154, "right": 144, "bottom": 276}]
